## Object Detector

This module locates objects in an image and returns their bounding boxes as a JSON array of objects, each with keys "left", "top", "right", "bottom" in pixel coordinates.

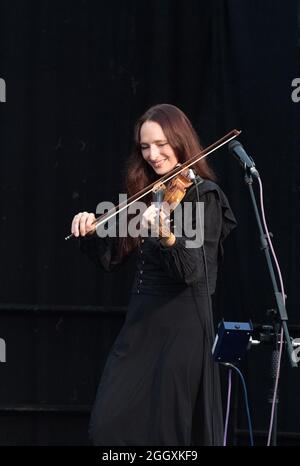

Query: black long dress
[{"left": 80, "top": 179, "right": 237, "bottom": 446}]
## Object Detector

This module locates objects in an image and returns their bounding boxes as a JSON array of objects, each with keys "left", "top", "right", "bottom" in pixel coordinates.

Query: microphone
[{"left": 228, "top": 140, "right": 259, "bottom": 178}]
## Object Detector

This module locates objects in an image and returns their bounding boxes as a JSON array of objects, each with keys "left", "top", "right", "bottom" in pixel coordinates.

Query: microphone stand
[{"left": 244, "top": 170, "right": 297, "bottom": 445}]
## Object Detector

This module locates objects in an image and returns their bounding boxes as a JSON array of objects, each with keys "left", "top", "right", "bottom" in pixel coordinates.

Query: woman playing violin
[{"left": 71, "top": 103, "right": 237, "bottom": 446}]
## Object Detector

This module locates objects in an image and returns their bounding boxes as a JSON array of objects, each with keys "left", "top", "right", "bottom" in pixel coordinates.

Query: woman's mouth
[{"left": 152, "top": 159, "right": 167, "bottom": 168}]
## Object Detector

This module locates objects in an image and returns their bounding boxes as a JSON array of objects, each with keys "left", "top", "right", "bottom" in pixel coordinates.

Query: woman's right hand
[{"left": 71, "top": 212, "right": 96, "bottom": 237}]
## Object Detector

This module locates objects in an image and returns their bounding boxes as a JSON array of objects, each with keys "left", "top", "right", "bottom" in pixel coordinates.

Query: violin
[
  {"left": 150, "top": 170, "right": 194, "bottom": 243},
  {"left": 65, "top": 129, "right": 241, "bottom": 240},
  {"left": 153, "top": 169, "right": 193, "bottom": 205}
]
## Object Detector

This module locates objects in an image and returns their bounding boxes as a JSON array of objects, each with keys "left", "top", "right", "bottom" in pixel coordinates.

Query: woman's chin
[
  {"left": 152, "top": 165, "right": 174, "bottom": 176},
  {"left": 154, "top": 168, "right": 165, "bottom": 175}
]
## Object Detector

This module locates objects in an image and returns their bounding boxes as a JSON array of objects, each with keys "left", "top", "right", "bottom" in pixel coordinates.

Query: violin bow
[{"left": 65, "top": 128, "right": 241, "bottom": 240}]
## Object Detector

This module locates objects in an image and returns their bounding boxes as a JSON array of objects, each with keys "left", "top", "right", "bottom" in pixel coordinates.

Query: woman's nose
[{"left": 148, "top": 144, "right": 160, "bottom": 160}]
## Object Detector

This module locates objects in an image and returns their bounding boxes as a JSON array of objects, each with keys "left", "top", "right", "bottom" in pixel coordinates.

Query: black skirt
[{"left": 88, "top": 290, "right": 223, "bottom": 446}]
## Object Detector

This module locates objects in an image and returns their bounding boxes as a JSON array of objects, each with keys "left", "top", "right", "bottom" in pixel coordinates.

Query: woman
[{"left": 71, "top": 104, "right": 237, "bottom": 446}]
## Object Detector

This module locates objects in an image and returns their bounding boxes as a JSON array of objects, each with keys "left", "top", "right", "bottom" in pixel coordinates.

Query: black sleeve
[
  {"left": 159, "top": 191, "right": 223, "bottom": 285},
  {"left": 79, "top": 234, "right": 121, "bottom": 272}
]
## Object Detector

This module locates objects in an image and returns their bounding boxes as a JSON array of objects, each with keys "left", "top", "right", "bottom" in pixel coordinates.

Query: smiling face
[{"left": 139, "top": 120, "right": 179, "bottom": 175}]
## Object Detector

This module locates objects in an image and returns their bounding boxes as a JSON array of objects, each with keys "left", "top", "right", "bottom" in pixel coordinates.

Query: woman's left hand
[{"left": 141, "top": 204, "right": 175, "bottom": 246}]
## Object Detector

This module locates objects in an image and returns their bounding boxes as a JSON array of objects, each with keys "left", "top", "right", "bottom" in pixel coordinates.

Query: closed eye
[{"left": 140, "top": 142, "right": 168, "bottom": 150}]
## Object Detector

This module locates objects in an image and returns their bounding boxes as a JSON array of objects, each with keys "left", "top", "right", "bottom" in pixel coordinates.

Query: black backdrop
[{"left": 0, "top": 0, "right": 299, "bottom": 445}]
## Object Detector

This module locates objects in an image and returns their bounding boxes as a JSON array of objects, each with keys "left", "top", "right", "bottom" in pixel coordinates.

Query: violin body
[
  {"left": 153, "top": 170, "right": 193, "bottom": 211},
  {"left": 163, "top": 172, "right": 193, "bottom": 207}
]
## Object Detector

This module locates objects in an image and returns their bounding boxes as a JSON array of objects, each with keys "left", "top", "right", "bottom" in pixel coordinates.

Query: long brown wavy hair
[{"left": 118, "top": 103, "right": 216, "bottom": 258}]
